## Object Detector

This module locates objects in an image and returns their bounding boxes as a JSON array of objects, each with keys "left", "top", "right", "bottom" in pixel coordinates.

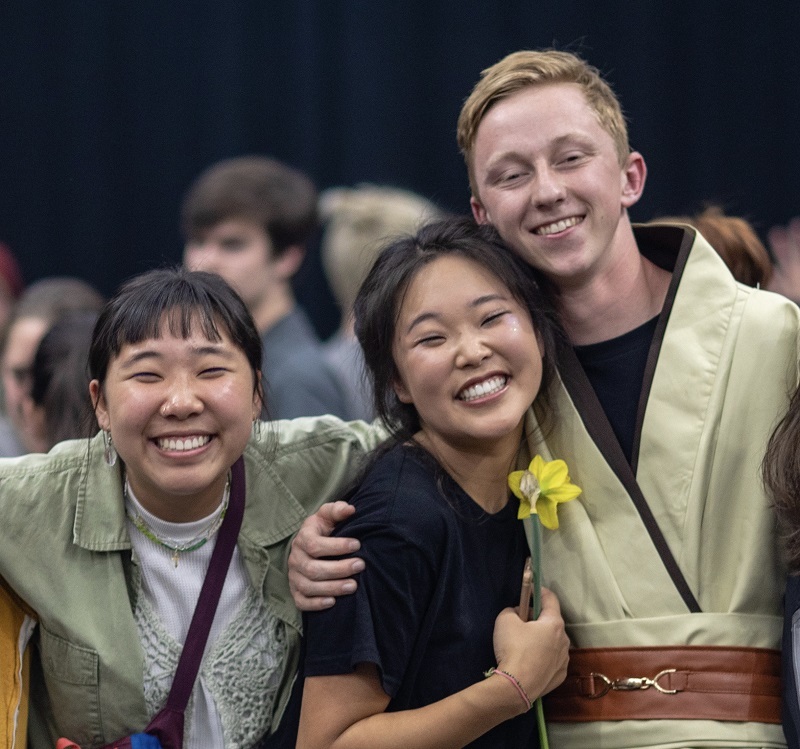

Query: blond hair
[
  {"left": 320, "top": 185, "right": 443, "bottom": 314},
  {"left": 457, "top": 50, "right": 630, "bottom": 194}
]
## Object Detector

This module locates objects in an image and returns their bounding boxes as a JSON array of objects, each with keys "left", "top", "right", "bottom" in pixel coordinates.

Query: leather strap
[{"left": 545, "top": 645, "right": 781, "bottom": 724}]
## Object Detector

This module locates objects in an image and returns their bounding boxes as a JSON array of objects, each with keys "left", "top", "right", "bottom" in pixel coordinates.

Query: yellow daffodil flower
[{"left": 508, "top": 455, "right": 582, "bottom": 529}]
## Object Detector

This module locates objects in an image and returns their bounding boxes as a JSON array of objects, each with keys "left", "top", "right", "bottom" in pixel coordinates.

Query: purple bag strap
[{"left": 163, "top": 455, "right": 246, "bottom": 711}]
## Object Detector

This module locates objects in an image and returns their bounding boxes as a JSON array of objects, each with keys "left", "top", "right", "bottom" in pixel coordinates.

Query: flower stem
[
  {"left": 532, "top": 518, "right": 548, "bottom": 749},
  {"left": 532, "top": 517, "right": 542, "bottom": 619}
]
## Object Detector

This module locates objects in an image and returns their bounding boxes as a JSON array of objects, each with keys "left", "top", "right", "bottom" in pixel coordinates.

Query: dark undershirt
[{"left": 573, "top": 315, "right": 658, "bottom": 464}]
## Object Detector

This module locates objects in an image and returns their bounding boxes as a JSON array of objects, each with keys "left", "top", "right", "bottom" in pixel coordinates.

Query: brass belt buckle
[{"left": 588, "top": 669, "right": 678, "bottom": 698}]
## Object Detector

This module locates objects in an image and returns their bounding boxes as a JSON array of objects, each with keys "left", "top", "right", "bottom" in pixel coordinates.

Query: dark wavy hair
[
  {"left": 89, "top": 267, "right": 263, "bottom": 402},
  {"left": 763, "top": 386, "right": 800, "bottom": 573},
  {"left": 31, "top": 311, "right": 99, "bottom": 447},
  {"left": 353, "top": 215, "right": 559, "bottom": 442}
]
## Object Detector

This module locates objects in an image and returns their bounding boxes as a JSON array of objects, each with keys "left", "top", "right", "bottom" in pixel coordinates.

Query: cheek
[
  {"left": 505, "top": 325, "right": 544, "bottom": 380},
  {"left": 214, "top": 378, "right": 260, "bottom": 421},
  {"left": 487, "top": 191, "right": 526, "bottom": 222},
  {"left": 102, "top": 386, "right": 152, "bottom": 434},
  {"left": 393, "top": 351, "right": 443, "bottom": 405}
]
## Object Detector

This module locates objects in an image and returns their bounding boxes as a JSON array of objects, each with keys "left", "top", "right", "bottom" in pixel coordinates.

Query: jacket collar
[{"left": 73, "top": 432, "right": 307, "bottom": 552}]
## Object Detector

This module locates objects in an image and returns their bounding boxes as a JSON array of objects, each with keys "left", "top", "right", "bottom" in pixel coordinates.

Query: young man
[
  {"left": 182, "top": 155, "right": 349, "bottom": 420},
  {"left": 290, "top": 51, "right": 799, "bottom": 748}
]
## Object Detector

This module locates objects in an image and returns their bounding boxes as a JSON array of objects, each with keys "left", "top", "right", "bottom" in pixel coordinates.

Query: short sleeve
[{"left": 302, "top": 453, "right": 444, "bottom": 697}]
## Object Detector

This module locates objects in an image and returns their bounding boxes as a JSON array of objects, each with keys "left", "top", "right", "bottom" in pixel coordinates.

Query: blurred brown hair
[
  {"left": 655, "top": 206, "right": 772, "bottom": 287},
  {"left": 181, "top": 155, "right": 318, "bottom": 259}
]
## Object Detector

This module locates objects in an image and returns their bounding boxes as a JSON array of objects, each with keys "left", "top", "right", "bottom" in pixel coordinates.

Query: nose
[
  {"left": 160, "top": 376, "right": 203, "bottom": 419},
  {"left": 531, "top": 165, "right": 566, "bottom": 208},
  {"left": 455, "top": 333, "right": 492, "bottom": 369}
]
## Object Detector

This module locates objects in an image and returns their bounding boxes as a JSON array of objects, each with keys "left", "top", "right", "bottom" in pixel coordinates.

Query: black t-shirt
[
  {"left": 291, "top": 444, "right": 536, "bottom": 748},
  {"left": 573, "top": 315, "right": 658, "bottom": 463}
]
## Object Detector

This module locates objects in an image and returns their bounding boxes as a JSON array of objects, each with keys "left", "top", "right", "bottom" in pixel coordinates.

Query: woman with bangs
[{"left": 0, "top": 268, "right": 379, "bottom": 749}]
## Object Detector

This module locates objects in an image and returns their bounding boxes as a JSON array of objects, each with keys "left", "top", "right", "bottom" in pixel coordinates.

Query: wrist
[{"left": 484, "top": 667, "right": 534, "bottom": 715}]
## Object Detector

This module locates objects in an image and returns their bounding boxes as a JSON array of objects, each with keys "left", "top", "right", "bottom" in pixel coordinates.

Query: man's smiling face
[{"left": 470, "top": 82, "right": 645, "bottom": 289}]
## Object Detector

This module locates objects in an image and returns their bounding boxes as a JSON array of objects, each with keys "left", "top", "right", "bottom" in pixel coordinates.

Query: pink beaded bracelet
[{"left": 484, "top": 667, "right": 534, "bottom": 711}]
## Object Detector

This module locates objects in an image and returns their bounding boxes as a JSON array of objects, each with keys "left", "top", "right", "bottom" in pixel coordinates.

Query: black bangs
[{"left": 89, "top": 267, "right": 262, "bottom": 385}]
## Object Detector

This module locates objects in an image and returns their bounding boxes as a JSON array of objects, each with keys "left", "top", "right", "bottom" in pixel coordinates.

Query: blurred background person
[
  {"left": 0, "top": 242, "right": 24, "bottom": 339},
  {"left": 0, "top": 277, "right": 104, "bottom": 455},
  {"left": 319, "top": 184, "right": 443, "bottom": 421},
  {"left": 767, "top": 217, "right": 800, "bottom": 303},
  {"left": 0, "top": 242, "right": 25, "bottom": 457},
  {"left": 19, "top": 311, "right": 99, "bottom": 453},
  {"left": 653, "top": 205, "right": 773, "bottom": 288},
  {"left": 182, "top": 155, "right": 350, "bottom": 420}
]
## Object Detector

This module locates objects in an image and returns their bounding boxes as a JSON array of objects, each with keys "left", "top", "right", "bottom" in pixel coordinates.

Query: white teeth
[
  {"left": 157, "top": 435, "right": 211, "bottom": 452},
  {"left": 534, "top": 216, "right": 582, "bottom": 236},
  {"left": 458, "top": 376, "right": 507, "bottom": 402}
]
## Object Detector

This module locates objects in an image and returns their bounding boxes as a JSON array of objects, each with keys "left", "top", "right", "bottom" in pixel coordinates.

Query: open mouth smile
[
  {"left": 457, "top": 375, "right": 508, "bottom": 402},
  {"left": 533, "top": 216, "right": 583, "bottom": 236},
  {"left": 156, "top": 435, "right": 212, "bottom": 452}
]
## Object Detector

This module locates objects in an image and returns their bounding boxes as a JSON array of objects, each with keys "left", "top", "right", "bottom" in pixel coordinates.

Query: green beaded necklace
[{"left": 124, "top": 472, "right": 231, "bottom": 567}]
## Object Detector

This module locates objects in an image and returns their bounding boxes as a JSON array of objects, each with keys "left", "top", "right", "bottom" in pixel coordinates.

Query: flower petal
[
  {"left": 538, "top": 459, "right": 570, "bottom": 491},
  {"left": 536, "top": 496, "right": 560, "bottom": 530},
  {"left": 545, "top": 484, "right": 583, "bottom": 503},
  {"left": 529, "top": 455, "right": 546, "bottom": 475},
  {"left": 508, "top": 471, "right": 524, "bottom": 500}
]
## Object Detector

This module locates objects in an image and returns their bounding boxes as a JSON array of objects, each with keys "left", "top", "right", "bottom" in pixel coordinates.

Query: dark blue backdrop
[{"left": 2, "top": 1, "right": 799, "bottom": 335}]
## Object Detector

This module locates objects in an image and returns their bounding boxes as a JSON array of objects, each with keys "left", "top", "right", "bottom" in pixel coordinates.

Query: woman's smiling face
[
  {"left": 91, "top": 314, "right": 261, "bottom": 521},
  {"left": 392, "top": 254, "right": 543, "bottom": 453}
]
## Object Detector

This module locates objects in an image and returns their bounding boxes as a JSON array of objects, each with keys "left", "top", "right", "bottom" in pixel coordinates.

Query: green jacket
[{"left": 0, "top": 417, "right": 381, "bottom": 748}]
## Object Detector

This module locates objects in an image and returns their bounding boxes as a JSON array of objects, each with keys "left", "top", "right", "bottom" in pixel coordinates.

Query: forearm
[{"left": 298, "top": 669, "right": 527, "bottom": 749}]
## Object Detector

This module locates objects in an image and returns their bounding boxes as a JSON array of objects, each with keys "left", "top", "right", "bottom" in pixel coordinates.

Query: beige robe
[{"left": 525, "top": 225, "right": 800, "bottom": 749}]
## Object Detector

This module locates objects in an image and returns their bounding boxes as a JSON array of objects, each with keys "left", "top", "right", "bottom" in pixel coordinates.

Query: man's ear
[
  {"left": 272, "top": 245, "right": 305, "bottom": 282},
  {"left": 621, "top": 151, "right": 647, "bottom": 209},
  {"left": 470, "top": 196, "right": 490, "bottom": 225},
  {"left": 89, "top": 380, "right": 110, "bottom": 431}
]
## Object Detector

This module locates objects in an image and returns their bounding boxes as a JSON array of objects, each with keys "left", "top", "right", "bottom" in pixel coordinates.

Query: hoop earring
[{"left": 103, "top": 430, "right": 118, "bottom": 467}]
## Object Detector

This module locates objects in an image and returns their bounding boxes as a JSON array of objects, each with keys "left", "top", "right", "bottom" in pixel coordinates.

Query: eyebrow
[
  {"left": 551, "top": 133, "right": 594, "bottom": 149},
  {"left": 405, "top": 293, "right": 507, "bottom": 333},
  {"left": 118, "top": 344, "right": 235, "bottom": 367},
  {"left": 485, "top": 133, "right": 594, "bottom": 170}
]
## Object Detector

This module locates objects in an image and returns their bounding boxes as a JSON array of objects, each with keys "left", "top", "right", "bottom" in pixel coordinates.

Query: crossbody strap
[{"left": 165, "top": 456, "right": 246, "bottom": 711}]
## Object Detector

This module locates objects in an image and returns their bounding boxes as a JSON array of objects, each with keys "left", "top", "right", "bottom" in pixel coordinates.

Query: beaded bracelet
[{"left": 484, "top": 667, "right": 534, "bottom": 711}]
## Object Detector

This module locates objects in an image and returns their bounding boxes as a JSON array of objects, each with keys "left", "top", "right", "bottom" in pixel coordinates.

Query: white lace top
[{"left": 126, "top": 487, "right": 287, "bottom": 748}]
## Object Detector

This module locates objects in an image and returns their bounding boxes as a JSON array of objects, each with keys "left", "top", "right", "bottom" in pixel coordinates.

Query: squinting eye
[
  {"left": 483, "top": 311, "right": 508, "bottom": 325},
  {"left": 417, "top": 335, "right": 444, "bottom": 347}
]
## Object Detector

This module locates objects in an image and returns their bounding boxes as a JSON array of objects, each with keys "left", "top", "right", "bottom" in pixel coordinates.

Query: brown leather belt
[{"left": 544, "top": 646, "right": 781, "bottom": 723}]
